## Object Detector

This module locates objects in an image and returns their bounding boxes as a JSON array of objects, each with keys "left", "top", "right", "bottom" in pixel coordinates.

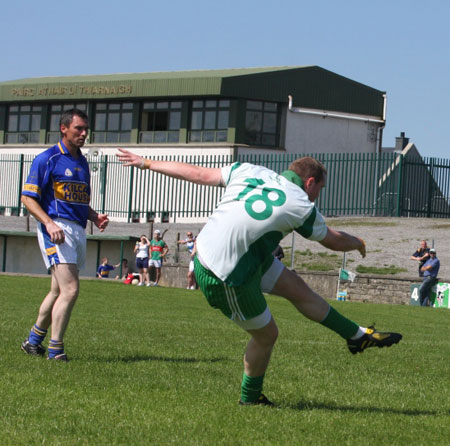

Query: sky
[{"left": 1, "top": 0, "right": 449, "bottom": 158}]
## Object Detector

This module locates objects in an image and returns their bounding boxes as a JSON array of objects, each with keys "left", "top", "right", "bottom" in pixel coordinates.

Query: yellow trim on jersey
[
  {"left": 23, "top": 183, "right": 41, "bottom": 195},
  {"left": 57, "top": 142, "right": 65, "bottom": 154}
]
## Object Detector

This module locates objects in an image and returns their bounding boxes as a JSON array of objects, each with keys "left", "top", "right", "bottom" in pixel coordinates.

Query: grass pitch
[{"left": 1, "top": 275, "right": 449, "bottom": 445}]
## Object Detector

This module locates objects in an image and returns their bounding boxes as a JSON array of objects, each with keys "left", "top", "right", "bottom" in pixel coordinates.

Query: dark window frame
[
  {"left": 244, "top": 100, "right": 280, "bottom": 147},
  {"left": 5, "top": 104, "right": 42, "bottom": 144},
  {"left": 92, "top": 102, "right": 134, "bottom": 144},
  {"left": 188, "top": 99, "right": 230, "bottom": 143}
]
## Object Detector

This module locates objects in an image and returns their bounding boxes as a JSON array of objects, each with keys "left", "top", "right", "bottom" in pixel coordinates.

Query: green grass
[
  {"left": 1, "top": 275, "right": 450, "bottom": 445},
  {"left": 356, "top": 265, "right": 408, "bottom": 275},
  {"left": 283, "top": 248, "right": 342, "bottom": 272}
]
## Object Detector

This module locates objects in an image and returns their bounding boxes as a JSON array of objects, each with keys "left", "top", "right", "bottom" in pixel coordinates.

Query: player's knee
[{"left": 261, "top": 322, "right": 279, "bottom": 347}]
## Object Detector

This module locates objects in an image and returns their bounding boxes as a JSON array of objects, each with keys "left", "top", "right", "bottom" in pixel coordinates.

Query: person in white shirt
[
  {"left": 134, "top": 234, "right": 151, "bottom": 286},
  {"left": 117, "top": 148, "right": 402, "bottom": 406}
]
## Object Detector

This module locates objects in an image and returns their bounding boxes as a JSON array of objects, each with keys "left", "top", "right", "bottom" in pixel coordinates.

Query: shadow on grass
[
  {"left": 288, "top": 398, "right": 443, "bottom": 416},
  {"left": 93, "top": 355, "right": 227, "bottom": 364}
]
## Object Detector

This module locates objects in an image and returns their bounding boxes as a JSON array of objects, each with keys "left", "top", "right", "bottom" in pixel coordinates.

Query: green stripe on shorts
[{"left": 194, "top": 256, "right": 267, "bottom": 321}]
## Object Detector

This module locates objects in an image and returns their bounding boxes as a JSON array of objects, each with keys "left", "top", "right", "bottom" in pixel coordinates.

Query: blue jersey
[
  {"left": 97, "top": 264, "right": 115, "bottom": 278},
  {"left": 22, "top": 141, "right": 91, "bottom": 228}
]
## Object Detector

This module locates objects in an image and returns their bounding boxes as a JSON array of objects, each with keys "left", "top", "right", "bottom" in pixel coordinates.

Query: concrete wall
[
  {"left": 159, "top": 267, "right": 448, "bottom": 306},
  {"left": 0, "top": 234, "right": 138, "bottom": 277},
  {"left": 285, "top": 109, "right": 380, "bottom": 154},
  {"left": 296, "top": 271, "right": 450, "bottom": 305},
  {"left": 1, "top": 237, "right": 445, "bottom": 306}
]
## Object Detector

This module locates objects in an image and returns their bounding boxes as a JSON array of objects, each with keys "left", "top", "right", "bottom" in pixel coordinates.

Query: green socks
[
  {"left": 320, "top": 306, "right": 359, "bottom": 339},
  {"left": 240, "top": 373, "right": 264, "bottom": 403}
]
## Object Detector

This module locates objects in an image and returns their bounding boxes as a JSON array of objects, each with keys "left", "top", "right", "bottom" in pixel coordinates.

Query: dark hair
[
  {"left": 288, "top": 157, "right": 327, "bottom": 184},
  {"left": 59, "top": 108, "right": 89, "bottom": 129}
]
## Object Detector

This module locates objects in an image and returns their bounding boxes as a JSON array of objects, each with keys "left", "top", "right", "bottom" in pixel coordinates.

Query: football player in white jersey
[{"left": 117, "top": 148, "right": 402, "bottom": 406}]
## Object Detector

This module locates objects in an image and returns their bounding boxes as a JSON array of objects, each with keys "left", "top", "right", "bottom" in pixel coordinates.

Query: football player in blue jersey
[{"left": 21, "top": 109, "right": 109, "bottom": 361}]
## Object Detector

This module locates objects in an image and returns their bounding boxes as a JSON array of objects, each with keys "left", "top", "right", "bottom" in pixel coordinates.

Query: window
[
  {"left": 189, "top": 99, "right": 229, "bottom": 143},
  {"left": 47, "top": 103, "right": 88, "bottom": 144},
  {"left": 5, "top": 104, "right": 42, "bottom": 144},
  {"left": 92, "top": 102, "right": 133, "bottom": 143},
  {"left": 245, "top": 100, "right": 279, "bottom": 147},
  {"left": 139, "top": 101, "right": 181, "bottom": 143}
]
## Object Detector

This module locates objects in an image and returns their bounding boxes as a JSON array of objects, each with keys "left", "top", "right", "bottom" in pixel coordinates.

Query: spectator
[
  {"left": 134, "top": 235, "right": 151, "bottom": 286},
  {"left": 115, "top": 258, "right": 130, "bottom": 280},
  {"left": 149, "top": 229, "right": 169, "bottom": 286},
  {"left": 96, "top": 257, "right": 119, "bottom": 278},
  {"left": 272, "top": 245, "right": 284, "bottom": 261},
  {"left": 178, "top": 231, "right": 197, "bottom": 289},
  {"left": 419, "top": 248, "right": 440, "bottom": 307},
  {"left": 410, "top": 240, "right": 430, "bottom": 277}
]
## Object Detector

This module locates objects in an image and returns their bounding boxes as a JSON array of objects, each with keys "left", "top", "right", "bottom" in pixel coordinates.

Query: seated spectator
[
  {"left": 115, "top": 258, "right": 130, "bottom": 280},
  {"left": 97, "top": 257, "right": 119, "bottom": 279}
]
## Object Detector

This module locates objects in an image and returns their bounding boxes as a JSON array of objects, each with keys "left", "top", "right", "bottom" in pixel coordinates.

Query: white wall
[{"left": 284, "top": 108, "right": 381, "bottom": 154}]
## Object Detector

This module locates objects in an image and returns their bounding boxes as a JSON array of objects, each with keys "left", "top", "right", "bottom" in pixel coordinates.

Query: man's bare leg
[{"left": 50, "top": 263, "right": 80, "bottom": 342}]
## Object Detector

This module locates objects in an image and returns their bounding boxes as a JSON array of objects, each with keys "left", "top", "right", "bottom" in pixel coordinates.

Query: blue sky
[{"left": 2, "top": 0, "right": 449, "bottom": 158}]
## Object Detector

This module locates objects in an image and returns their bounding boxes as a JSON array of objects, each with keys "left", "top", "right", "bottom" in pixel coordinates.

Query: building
[{"left": 0, "top": 66, "right": 386, "bottom": 156}]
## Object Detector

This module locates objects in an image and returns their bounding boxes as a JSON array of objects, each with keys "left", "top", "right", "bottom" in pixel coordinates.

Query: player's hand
[
  {"left": 95, "top": 213, "right": 109, "bottom": 232},
  {"left": 357, "top": 238, "right": 366, "bottom": 258},
  {"left": 116, "top": 148, "right": 146, "bottom": 169},
  {"left": 46, "top": 221, "right": 65, "bottom": 244}
]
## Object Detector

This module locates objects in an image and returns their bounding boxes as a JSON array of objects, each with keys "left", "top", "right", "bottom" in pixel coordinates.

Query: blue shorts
[{"left": 136, "top": 257, "right": 149, "bottom": 269}]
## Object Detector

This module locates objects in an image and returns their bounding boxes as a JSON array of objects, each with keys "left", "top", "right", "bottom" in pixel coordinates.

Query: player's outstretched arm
[
  {"left": 116, "top": 148, "right": 223, "bottom": 186},
  {"left": 319, "top": 228, "right": 366, "bottom": 258}
]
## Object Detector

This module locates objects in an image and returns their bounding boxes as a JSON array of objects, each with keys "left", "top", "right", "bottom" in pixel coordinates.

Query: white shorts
[
  {"left": 260, "top": 257, "right": 285, "bottom": 293},
  {"left": 37, "top": 218, "right": 86, "bottom": 270},
  {"left": 233, "top": 306, "right": 272, "bottom": 330},
  {"left": 188, "top": 259, "right": 195, "bottom": 272},
  {"left": 149, "top": 259, "right": 162, "bottom": 268}
]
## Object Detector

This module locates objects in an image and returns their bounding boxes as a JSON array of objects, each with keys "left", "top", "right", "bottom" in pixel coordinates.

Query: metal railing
[{"left": 1, "top": 152, "right": 449, "bottom": 220}]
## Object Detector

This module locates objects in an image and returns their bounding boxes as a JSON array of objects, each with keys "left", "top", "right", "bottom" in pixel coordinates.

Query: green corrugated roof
[
  {"left": 0, "top": 66, "right": 305, "bottom": 84},
  {"left": 0, "top": 66, "right": 385, "bottom": 117}
]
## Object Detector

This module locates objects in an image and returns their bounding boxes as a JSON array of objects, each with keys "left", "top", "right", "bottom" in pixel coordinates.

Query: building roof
[{"left": 0, "top": 66, "right": 385, "bottom": 117}]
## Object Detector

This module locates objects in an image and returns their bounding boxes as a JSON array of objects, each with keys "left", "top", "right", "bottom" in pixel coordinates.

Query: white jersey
[{"left": 196, "top": 163, "right": 327, "bottom": 286}]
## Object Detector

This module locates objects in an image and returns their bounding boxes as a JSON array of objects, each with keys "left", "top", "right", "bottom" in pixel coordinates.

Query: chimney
[{"left": 395, "top": 132, "right": 409, "bottom": 151}]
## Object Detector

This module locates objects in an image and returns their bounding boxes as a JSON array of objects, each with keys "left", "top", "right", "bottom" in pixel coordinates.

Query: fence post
[
  {"left": 17, "top": 154, "right": 25, "bottom": 213},
  {"left": 100, "top": 155, "right": 108, "bottom": 214},
  {"left": 127, "top": 166, "right": 134, "bottom": 223},
  {"left": 372, "top": 153, "right": 380, "bottom": 216},
  {"left": 427, "top": 158, "right": 434, "bottom": 218},
  {"left": 395, "top": 154, "right": 403, "bottom": 217}
]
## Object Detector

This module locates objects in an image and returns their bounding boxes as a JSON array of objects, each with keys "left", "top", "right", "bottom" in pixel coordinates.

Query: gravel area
[{"left": 282, "top": 217, "right": 450, "bottom": 280}]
